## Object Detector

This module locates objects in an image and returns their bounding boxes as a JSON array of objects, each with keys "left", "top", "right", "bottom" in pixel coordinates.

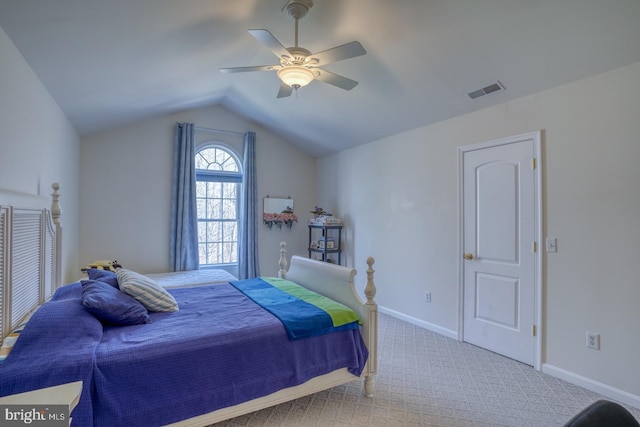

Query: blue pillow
[
  {"left": 81, "top": 280, "right": 150, "bottom": 325},
  {"left": 86, "top": 268, "right": 119, "bottom": 288},
  {"left": 51, "top": 282, "right": 83, "bottom": 301}
]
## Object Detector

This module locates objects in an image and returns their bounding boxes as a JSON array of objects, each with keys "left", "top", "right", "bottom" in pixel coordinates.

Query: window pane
[
  {"left": 223, "top": 222, "right": 236, "bottom": 242},
  {"left": 207, "top": 221, "right": 220, "bottom": 241},
  {"left": 206, "top": 243, "right": 219, "bottom": 264},
  {"left": 207, "top": 198, "right": 220, "bottom": 218},
  {"left": 195, "top": 152, "right": 208, "bottom": 170},
  {"left": 223, "top": 242, "right": 237, "bottom": 263},
  {"left": 197, "top": 221, "right": 207, "bottom": 242},
  {"left": 196, "top": 181, "right": 207, "bottom": 198},
  {"left": 198, "top": 243, "right": 207, "bottom": 265},
  {"left": 196, "top": 198, "right": 206, "bottom": 218},
  {"left": 221, "top": 184, "right": 234, "bottom": 200},
  {"left": 207, "top": 182, "right": 221, "bottom": 198},
  {"left": 222, "top": 199, "right": 236, "bottom": 219}
]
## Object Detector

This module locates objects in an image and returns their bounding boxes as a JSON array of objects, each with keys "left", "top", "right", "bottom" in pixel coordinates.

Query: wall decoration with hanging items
[{"left": 263, "top": 195, "right": 298, "bottom": 229}]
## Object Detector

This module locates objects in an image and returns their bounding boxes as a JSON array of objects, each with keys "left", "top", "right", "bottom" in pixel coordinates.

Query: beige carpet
[{"left": 214, "top": 313, "right": 640, "bottom": 426}]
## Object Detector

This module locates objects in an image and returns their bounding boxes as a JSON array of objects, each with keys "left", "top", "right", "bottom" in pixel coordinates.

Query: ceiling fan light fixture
[
  {"left": 277, "top": 66, "right": 316, "bottom": 89},
  {"left": 222, "top": 0, "right": 364, "bottom": 98}
]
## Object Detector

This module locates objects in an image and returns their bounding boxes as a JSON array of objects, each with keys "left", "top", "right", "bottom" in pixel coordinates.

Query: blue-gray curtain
[
  {"left": 170, "top": 122, "right": 199, "bottom": 271},
  {"left": 238, "top": 131, "right": 259, "bottom": 279}
]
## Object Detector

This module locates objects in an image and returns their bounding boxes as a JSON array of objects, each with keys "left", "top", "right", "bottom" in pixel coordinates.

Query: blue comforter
[
  {"left": 0, "top": 282, "right": 368, "bottom": 426},
  {"left": 0, "top": 289, "right": 100, "bottom": 426}
]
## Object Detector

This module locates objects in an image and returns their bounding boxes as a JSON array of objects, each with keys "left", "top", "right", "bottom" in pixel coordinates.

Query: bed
[{"left": 0, "top": 184, "right": 378, "bottom": 426}]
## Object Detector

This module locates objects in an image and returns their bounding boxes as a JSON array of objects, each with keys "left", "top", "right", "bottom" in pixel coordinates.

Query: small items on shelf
[
  {"left": 309, "top": 206, "right": 341, "bottom": 225},
  {"left": 317, "top": 237, "right": 335, "bottom": 249},
  {"left": 309, "top": 215, "right": 341, "bottom": 225}
]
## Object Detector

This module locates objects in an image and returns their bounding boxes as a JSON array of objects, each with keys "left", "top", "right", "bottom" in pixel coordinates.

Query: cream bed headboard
[{"left": 0, "top": 183, "right": 62, "bottom": 339}]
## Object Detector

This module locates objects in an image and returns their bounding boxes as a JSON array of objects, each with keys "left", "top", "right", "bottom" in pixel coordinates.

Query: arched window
[{"left": 195, "top": 145, "right": 242, "bottom": 266}]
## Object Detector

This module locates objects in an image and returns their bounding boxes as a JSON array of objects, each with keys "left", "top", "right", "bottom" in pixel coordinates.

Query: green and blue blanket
[{"left": 230, "top": 277, "right": 361, "bottom": 340}]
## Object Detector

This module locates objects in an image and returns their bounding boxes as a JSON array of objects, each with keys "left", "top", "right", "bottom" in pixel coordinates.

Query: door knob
[{"left": 463, "top": 253, "right": 474, "bottom": 260}]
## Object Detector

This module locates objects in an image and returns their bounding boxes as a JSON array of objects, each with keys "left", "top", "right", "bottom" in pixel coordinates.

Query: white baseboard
[
  {"left": 542, "top": 363, "right": 640, "bottom": 410},
  {"left": 379, "top": 306, "right": 458, "bottom": 340}
]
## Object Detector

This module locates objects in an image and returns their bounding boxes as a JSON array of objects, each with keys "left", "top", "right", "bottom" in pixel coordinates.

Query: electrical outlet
[
  {"left": 424, "top": 292, "right": 431, "bottom": 303},
  {"left": 586, "top": 332, "right": 600, "bottom": 350}
]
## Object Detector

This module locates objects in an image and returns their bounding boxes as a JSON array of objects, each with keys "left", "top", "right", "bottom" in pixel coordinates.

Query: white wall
[
  {"left": 0, "top": 26, "right": 80, "bottom": 283},
  {"left": 317, "top": 61, "right": 640, "bottom": 403},
  {"left": 79, "top": 104, "right": 315, "bottom": 276}
]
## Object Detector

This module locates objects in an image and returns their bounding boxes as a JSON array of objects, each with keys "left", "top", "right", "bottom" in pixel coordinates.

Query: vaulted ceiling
[{"left": 2, "top": 0, "right": 639, "bottom": 156}]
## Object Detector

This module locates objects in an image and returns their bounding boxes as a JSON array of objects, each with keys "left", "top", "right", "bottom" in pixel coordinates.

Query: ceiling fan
[{"left": 220, "top": 0, "right": 366, "bottom": 98}]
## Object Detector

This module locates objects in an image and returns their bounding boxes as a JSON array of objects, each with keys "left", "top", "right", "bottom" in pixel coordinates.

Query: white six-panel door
[{"left": 459, "top": 132, "right": 541, "bottom": 367}]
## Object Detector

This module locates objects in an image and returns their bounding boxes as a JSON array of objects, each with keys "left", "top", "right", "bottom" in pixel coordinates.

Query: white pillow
[{"left": 117, "top": 268, "right": 179, "bottom": 313}]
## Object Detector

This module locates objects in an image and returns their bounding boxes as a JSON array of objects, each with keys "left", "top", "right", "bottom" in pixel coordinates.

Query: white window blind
[{"left": 11, "top": 210, "right": 42, "bottom": 327}]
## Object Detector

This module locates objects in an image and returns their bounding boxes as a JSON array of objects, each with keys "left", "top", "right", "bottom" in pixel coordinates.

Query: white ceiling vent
[{"left": 468, "top": 81, "right": 505, "bottom": 99}]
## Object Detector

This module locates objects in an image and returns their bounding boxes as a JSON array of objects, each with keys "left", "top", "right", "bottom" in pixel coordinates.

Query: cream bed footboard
[
  {"left": 169, "top": 242, "right": 378, "bottom": 427},
  {"left": 278, "top": 242, "right": 378, "bottom": 398}
]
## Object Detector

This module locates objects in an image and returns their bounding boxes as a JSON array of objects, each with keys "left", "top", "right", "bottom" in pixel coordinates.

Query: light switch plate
[{"left": 546, "top": 238, "right": 557, "bottom": 253}]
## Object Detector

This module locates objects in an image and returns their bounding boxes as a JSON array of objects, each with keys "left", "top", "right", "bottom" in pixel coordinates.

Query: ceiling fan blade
[
  {"left": 315, "top": 69, "right": 359, "bottom": 91},
  {"left": 248, "top": 29, "right": 291, "bottom": 60},
  {"left": 220, "top": 65, "right": 279, "bottom": 73},
  {"left": 276, "top": 82, "right": 293, "bottom": 98},
  {"left": 309, "top": 41, "right": 366, "bottom": 66}
]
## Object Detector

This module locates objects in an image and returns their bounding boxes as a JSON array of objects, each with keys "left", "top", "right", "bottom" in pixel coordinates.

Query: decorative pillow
[
  {"left": 51, "top": 281, "right": 83, "bottom": 301},
  {"left": 116, "top": 268, "right": 179, "bottom": 312},
  {"left": 86, "top": 268, "right": 119, "bottom": 288},
  {"left": 81, "top": 279, "right": 150, "bottom": 325}
]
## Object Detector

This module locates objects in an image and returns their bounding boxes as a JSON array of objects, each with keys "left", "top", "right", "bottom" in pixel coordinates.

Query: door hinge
[
  {"left": 533, "top": 241, "right": 537, "bottom": 253},
  {"left": 532, "top": 158, "right": 537, "bottom": 169},
  {"left": 532, "top": 324, "right": 537, "bottom": 337}
]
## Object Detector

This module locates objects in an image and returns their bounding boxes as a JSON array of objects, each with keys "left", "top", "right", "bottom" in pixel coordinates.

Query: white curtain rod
[{"left": 194, "top": 126, "right": 245, "bottom": 136}]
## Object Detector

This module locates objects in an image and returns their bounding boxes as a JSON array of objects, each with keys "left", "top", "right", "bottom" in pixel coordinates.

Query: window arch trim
[
  {"left": 195, "top": 143, "right": 242, "bottom": 168},
  {"left": 194, "top": 143, "right": 243, "bottom": 183}
]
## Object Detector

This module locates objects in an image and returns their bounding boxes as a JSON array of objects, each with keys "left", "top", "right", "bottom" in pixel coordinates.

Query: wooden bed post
[
  {"left": 363, "top": 256, "right": 378, "bottom": 397},
  {"left": 278, "top": 241, "right": 288, "bottom": 278}
]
